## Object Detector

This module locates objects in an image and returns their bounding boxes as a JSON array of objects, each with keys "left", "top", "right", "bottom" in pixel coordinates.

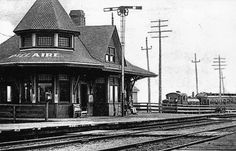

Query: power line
[
  {"left": 0, "top": 32, "right": 12, "bottom": 37},
  {"left": 148, "top": 19, "right": 172, "bottom": 112},
  {"left": 212, "top": 55, "right": 226, "bottom": 103}
]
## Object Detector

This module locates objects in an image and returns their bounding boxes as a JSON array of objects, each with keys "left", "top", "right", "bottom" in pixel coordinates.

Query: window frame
[
  {"left": 58, "top": 33, "right": 72, "bottom": 48},
  {"left": 109, "top": 77, "right": 119, "bottom": 103},
  {"left": 21, "top": 34, "right": 32, "bottom": 48},
  {"left": 105, "top": 47, "right": 115, "bottom": 63},
  {"left": 36, "top": 33, "right": 54, "bottom": 47},
  {"left": 58, "top": 74, "right": 70, "bottom": 103}
]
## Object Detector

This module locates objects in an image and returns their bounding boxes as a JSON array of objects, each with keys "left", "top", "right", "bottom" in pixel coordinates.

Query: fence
[
  {"left": 133, "top": 102, "right": 236, "bottom": 114},
  {"left": 0, "top": 103, "right": 49, "bottom": 122}
]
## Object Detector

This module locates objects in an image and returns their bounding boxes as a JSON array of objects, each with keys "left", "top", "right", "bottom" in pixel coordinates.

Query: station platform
[{"left": 0, "top": 112, "right": 215, "bottom": 133}]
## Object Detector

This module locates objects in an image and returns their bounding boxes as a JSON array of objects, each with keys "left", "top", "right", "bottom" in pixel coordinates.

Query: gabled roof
[
  {"left": 78, "top": 25, "right": 157, "bottom": 78},
  {"left": 78, "top": 25, "right": 115, "bottom": 62},
  {"left": 14, "top": 0, "right": 79, "bottom": 34}
]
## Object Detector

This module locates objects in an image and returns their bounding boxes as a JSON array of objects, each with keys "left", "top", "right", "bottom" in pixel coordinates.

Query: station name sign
[{"left": 8, "top": 53, "right": 61, "bottom": 58}]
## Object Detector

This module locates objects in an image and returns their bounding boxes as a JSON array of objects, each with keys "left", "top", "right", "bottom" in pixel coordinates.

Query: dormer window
[
  {"left": 106, "top": 47, "right": 115, "bottom": 62},
  {"left": 20, "top": 32, "right": 74, "bottom": 50},
  {"left": 36, "top": 33, "right": 54, "bottom": 47},
  {"left": 21, "top": 34, "right": 32, "bottom": 48},
  {"left": 58, "top": 34, "right": 72, "bottom": 48}
]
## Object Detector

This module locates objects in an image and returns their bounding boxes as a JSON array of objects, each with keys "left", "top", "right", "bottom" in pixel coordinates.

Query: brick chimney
[{"left": 69, "top": 10, "right": 85, "bottom": 26}]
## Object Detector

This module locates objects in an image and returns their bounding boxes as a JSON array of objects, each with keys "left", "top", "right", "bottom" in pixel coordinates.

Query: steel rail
[
  {"left": 1, "top": 116, "right": 235, "bottom": 151},
  {"left": 161, "top": 131, "right": 236, "bottom": 151},
  {"left": 98, "top": 124, "right": 236, "bottom": 151}
]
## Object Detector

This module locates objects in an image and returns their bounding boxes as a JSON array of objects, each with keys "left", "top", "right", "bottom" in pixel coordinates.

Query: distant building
[{"left": 132, "top": 86, "right": 139, "bottom": 103}]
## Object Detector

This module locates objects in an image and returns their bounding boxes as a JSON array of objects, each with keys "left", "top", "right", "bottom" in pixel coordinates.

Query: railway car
[
  {"left": 162, "top": 91, "right": 188, "bottom": 113},
  {"left": 196, "top": 92, "right": 236, "bottom": 105}
]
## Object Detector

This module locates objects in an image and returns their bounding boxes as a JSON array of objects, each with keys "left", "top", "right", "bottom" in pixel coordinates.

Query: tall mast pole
[
  {"left": 111, "top": 12, "right": 114, "bottom": 25},
  {"left": 158, "top": 20, "right": 162, "bottom": 107},
  {"left": 148, "top": 19, "right": 172, "bottom": 112},
  {"left": 141, "top": 37, "right": 152, "bottom": 105},
  {"left": 213, "top": 55, "right": 226, "bottom": 104},
  {"left": 104, "top": 6, "right": 142, "bottom": 116},
  {"left": 219, "top": 55, "right": 222, "bottom": 102},
  {"left": 221, "top": 71, "right": 225, "bottom": 94},
  {"left": 191, "top": 53, "right": 200, "bottom": 95}
]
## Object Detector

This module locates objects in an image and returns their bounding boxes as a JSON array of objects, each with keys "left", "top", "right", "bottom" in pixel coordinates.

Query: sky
[{"left": 0, "top": 0, "right": 236, "bottom": 103}]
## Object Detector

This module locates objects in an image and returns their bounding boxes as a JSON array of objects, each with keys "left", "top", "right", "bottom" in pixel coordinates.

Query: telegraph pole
[
  {"left": 148, "top": 19, "right": 172, "bottom": 112},
  {"left": 111, "top": 12, "right": 114, "bottom": 25},
  {"left": 212, "top": 55, "right": 226, "bottom": 104},
  {"left": 141, "top": 37, "right": 152, "bottom": 108},
  {"left": 191, "top": 53, "right": 200, "bottom": 95},
  {"left": 104, "top": 6, "right": 142, "bottom": 116},
  {"left": 221, "top": 71, "right": 225, "bottom": 94}
]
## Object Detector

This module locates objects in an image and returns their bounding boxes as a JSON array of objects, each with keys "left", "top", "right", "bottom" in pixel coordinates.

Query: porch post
[
  {"left": 32, "top": 74, "right": 37, "bottom": 103},
  {"left": 71, "top": 76, "right": 76, "bottom": 103},
  {"left": 19, "top": 82, "right": 22, "bottom": 104},
  {"left": 54, "top": 75, "right": 58, "bottom": 103}
]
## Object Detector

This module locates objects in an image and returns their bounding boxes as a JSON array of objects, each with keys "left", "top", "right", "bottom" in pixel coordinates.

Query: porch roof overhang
[{"left": 103, "top": 63, "right": 157, "bottom": 78}]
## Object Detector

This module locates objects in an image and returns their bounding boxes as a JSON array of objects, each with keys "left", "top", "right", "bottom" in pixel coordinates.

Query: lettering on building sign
[{"left": 8, "top": 53, "right": 61, "bottom": 58}]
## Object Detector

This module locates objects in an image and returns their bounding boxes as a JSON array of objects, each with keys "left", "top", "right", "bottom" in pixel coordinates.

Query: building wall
[{"left": 0, "top": 67, "right": 127, "bottom": 118}]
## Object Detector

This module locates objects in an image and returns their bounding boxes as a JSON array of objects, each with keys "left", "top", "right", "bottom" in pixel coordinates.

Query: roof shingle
[
  {"left": 78, "top": 25, "right": 156, "bottom": 77},
  {"left": 14, "top": 0, "right": 79, "bottom": 34}
]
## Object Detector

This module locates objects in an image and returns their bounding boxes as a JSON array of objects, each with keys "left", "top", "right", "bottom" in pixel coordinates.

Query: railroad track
[
  {"left": 0, "top": 115, "right": 235, "bottom": 151},
  {"left": 99, "top": 124, "right": 236, "bottom": 151}
]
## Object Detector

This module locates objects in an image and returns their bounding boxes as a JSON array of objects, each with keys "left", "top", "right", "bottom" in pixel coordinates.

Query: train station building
[{"left": 0, "top": 0, "right": 156, "bottom": 118}]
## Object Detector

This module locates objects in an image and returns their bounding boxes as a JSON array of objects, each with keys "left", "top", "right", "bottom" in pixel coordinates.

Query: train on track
[{"left": 162, "top": 91, "right": 236, "bottom": 113}]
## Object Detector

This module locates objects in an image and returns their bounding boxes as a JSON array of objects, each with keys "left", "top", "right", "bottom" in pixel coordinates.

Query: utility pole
[
  {"left": 111, "top": 12, "right": 114, "bottom": 25},
  {"left": 141, "top": 37, "right": 152, "bottom": 109},
  {"left": 104, "top": 6, "right": 142, "bottom": 116},
  {"left": 221, "top": 71, "right": 225, "bottom": 94},
  {"left": 212, "top": 55, "right": 226, "bottom": 104},
  {"left": 191, "top": 53, "right": 200, "bottom": 95},
  {"left": 148, "top": 19, "right": 172, "bottom": 112}
]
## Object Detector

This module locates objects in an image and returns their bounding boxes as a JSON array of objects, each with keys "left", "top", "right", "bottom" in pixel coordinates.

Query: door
[
  {"left": 80, "top": 84, "right": 88, "bottom": 111},
  {"left": 38, "top": 83, "right": 53, "bottom": 103},
  {"left": 93, "top": 83, "right": 108, "bottom": 116}
]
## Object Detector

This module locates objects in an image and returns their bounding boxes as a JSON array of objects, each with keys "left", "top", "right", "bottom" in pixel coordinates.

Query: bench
[{"left": 73, "top": 104, "right": 87, "bottom": 117}]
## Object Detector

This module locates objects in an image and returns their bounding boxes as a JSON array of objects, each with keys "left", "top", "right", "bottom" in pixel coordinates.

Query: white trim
[
  {"left": 72, "top": 35, "right": 74, "bottom": 48},
  {"left": 32, "top": 33, "right": 36, "bottom": 46},
  {"left": 0, "top": 61, "right": 102, "bottom": 66},
  {"left": 54, "top": 33, "right": 58, "bottom": 47},
  {"left": 20, "top": 48, "right": 74, "bottom": 52}
]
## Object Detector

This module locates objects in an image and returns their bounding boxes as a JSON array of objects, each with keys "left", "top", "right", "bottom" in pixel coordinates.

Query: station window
[
  {"left": 36, "top": 33, "right": 54, "bottom": 47},
  {"left": 21, "top": 34, "right": 32, "bottom": 47},
  {"left": 7, "top": 86, "right": 12, "bottom": 103},
  {"left": 58, "top": 34, "right": 72, "bottom": 48},
  {"left": 109, "top": 77, "right": 119, "bottom": 103},
  {"left": 59, "top": 74, "right": 70, "bottom": 102},
  {"left": 38, "top": 74, "right": 53, "bottom": 103},
  {"left": 105, "top": 47, "right": 115, "bottom": 62}
]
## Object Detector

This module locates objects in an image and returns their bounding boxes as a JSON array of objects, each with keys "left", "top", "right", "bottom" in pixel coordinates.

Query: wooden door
[{"left": 93, "top": 83, "right": 108, "bottom": 116}]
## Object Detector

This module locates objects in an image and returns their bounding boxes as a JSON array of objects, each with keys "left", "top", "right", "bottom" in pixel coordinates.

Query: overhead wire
[{"left": 0, "top": 32, "right": 12, "bottom": 37}]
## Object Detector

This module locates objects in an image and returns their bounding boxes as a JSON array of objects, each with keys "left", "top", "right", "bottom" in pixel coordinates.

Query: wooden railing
[
  {"left": 0, "top": 103, "right": 49, "bottom": 122},
  {"left": 133, "top": 102, "right": 236, "bottom": 114}
]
